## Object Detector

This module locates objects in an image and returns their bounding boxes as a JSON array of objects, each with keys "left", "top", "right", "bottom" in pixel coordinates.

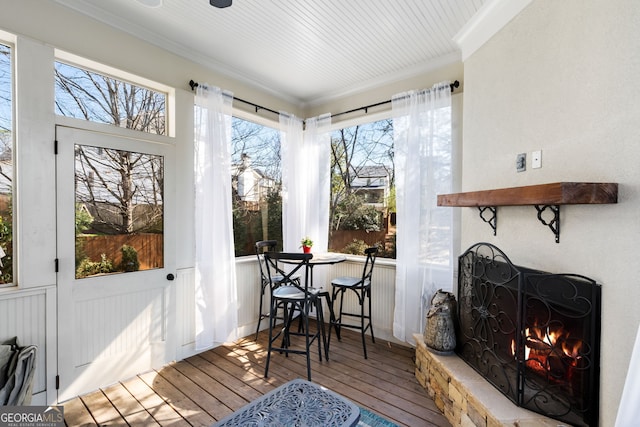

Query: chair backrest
[
  {"left": 255, "top": 240, "right": 279, "bottom": 284},
  {"left": 264, "top": 251, "right": 312, "bottom": 294},
  {"left": 361, "top": 246, "right": 379, "bottom": 286}
]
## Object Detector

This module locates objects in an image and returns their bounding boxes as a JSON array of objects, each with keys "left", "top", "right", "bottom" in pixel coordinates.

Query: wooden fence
[
  {"left": 329, "top": 229, "right": 389, "bottom": 252},
  {"left": 79, "top": 233, "right": 163, "bottom": 270}
]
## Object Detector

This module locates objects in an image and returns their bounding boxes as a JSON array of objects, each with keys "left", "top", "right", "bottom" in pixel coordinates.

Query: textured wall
[{"left": 460, "top": 0, "right": 640, "bottom": 424}]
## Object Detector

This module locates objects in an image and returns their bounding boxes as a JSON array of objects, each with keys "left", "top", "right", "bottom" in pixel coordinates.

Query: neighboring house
[
  {"left": 232, "top": 153, "right": 275, "bottom": 206},
  {"left": 80, "top": 202, "right": 162, "bottom": 235},
  {"left": 350, "top": 165, "right": 390, "bottom": 209}
]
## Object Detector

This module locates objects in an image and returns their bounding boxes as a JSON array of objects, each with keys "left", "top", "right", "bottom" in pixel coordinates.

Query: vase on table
[{"left": 300, "top": 236, "right": 313, "bottom": 254}]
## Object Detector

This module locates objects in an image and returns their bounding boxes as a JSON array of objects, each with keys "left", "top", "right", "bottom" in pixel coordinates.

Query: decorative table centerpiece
[{"left": 300, "top": 236, "right": 313, "bottom": 253}]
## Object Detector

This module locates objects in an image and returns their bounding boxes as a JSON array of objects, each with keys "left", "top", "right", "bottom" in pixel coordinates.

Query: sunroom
[{"left": 0, "top": 1, "right": 639, "bottom": 426}]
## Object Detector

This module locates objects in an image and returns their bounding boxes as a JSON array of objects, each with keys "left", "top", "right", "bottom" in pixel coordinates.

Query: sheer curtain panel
[
  {"left": 280, "top": 113, "right": 332, "bottom": 256},
  {"left": 392, "top": 82, "right": 454, "bottom": 345},
  {"left": 280, "top": 113, "right": 306, "bottom": 252},
  {"left": 194, "top": 85, "right": 238, "bottom": 350},
  {"left": 303, "top": 114, "right": 332, "bottom": 253}
]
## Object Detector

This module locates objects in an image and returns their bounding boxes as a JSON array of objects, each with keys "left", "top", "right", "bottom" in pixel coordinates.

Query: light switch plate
[{"left": 532, "top": 150, "right": 542, "bottom": 169}]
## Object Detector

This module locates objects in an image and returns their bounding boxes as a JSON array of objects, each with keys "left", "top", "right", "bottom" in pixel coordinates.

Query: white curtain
[
  {"left": 303, "top": 113, "right": 332, "bottom": 253},
  {"left": 615, "top": 323, "right": 640, "bottom": 426},
  {"left": 280, "top": 113, "right": 332, "bottom": 254},
  {"left": 194, "top": 84, "right": 238, "bottom": 350},
  {"left": 392, "top": 82, "right": 453, "bottom": 345},
  {"left": 280, "top": 113, "right": 306, "bottom": 252}
]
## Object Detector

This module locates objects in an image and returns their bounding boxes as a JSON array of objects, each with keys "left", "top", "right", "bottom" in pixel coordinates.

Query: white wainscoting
[
  {"left": 327, "top": 258, "right": 398, "bottom": 343},
  {"left": 0, "top": 286, "right": 56, "bottom": 404},
  {"left": 73, "top": 287, "right": 166, "bottom": 367},
  {"left": 174, "top": 256, "right": 399, "bottom": 360},
  {"left": 235, "top": 256, "right": 399, "bottom": 343},
  {"left": 175, "top": 267, "right": 196, "bottom": 360}
]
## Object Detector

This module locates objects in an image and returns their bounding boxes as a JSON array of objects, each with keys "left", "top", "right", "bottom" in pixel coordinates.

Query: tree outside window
[
  {"left": 0, "top": 43, "right": 12, "bottom": 284},
  {"left": 231, "top": 117, "right": 282, "bottom": 256},
  {"left": 330, "top": 119, "right": 396, "bottom": 258},
  {"left": 55, "top": 61, "right": 166, "bottom": 135}
]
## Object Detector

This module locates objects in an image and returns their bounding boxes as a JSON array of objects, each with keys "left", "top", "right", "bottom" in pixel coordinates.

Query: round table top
[
  {"left": 306, "top": 252, "right": 347, "bottom": 265},
  {"left": 279, "top": 252, "right": 346, "bottom": 265}
]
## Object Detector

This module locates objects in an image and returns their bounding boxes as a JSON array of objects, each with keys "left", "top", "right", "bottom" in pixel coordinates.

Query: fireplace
[{"left": 456, "top": 243, "right": 601, "bottom": 427}]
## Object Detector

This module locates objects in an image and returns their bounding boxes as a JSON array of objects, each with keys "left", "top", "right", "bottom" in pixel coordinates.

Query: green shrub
[
  {"left": 75, "top": 204, "right": 93, "bottom": 234},
  {"left": 76, "top": 253, "right": 115, "bottom": 278},
  {"left": 0, "top": 215, "right": 12, "bottom": 284},
  {"left": 342, "top": 239, "right": 369, "bottom": 255},
  {"left": 119, "top": 245, "right": 140, "bottom": 272}
]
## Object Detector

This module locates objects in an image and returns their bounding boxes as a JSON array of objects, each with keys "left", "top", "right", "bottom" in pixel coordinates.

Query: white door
[{"left": 55, "top": 125, "right": 176, "bottom": 402}]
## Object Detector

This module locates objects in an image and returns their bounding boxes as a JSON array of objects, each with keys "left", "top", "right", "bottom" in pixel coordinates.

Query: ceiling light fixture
[{"left": 210, "top": 0, "right": 232, "bottom": 8}]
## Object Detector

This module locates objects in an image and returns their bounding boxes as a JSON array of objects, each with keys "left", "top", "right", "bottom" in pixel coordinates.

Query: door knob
[{"left": 166, "top": 273, "right": 175, "bottom": 281}]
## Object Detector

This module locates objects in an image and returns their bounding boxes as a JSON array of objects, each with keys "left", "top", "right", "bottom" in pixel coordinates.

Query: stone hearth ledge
[{"left": 414, "top": 334, "right": 569, "bottom": 427}]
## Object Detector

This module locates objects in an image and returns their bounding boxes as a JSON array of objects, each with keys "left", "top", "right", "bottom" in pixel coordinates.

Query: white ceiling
[{"left": 53, "top": 0, "right": 487, "bottom": 106}]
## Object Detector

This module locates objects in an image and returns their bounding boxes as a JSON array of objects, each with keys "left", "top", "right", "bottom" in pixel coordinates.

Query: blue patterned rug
[{"left": 357, "top": 408, "right": 399, "bottom": 427}]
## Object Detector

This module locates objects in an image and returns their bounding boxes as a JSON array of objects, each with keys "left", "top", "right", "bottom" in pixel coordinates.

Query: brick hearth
[{"left": 413, "top": 334, "right": 565, "bottom": 427}]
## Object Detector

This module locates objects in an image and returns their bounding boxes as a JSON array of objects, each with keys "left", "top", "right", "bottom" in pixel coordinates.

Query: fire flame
[{"left": 511, "top": 324, "right": 583, "bottom": 381}]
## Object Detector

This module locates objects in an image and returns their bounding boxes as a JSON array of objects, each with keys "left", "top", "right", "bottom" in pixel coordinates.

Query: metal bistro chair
[
  {"left": 329, "top": 246, "right": 378, "bottom": 359},
  {"left": 254, "top": 240, "right": 300, "bottom": 340},
  {"left": 263, "top": 251, "right": 325, "bottom": 381}
]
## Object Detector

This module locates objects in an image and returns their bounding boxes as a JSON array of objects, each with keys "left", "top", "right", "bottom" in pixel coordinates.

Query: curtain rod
[
  {"left": 189, "top": 79, "right": 459, "bottom": 120},
  {"left": 331, "top": 80, "right": 459, "bottom": 120},
  {"left": 189, "top": 80, "right": 281, "bottom": 117}
]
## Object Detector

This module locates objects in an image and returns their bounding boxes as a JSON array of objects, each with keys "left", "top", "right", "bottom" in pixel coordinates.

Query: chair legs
[
  {"left": 255, "top": 282, "right": 268, "bottom": 340},
  {"left": 328, "top": 285, "right": 374, "bottom": 359},
  {"left": 264, "top": 296, "right": 325, "bottom": 381}
]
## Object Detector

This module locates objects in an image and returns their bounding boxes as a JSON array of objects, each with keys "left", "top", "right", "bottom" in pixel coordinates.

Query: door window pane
[
  {"left": 0, "top": 43, "right": 12, "bottom": 284},
  {"left": 231, "top": 117, "right": 282, "bottom": 256},
  {"left": 75, "top": 144, "right": 164, "bottom": 279},
  {"left": 55, "top": 61, "right": 167, "bottom": 135},
  {"left": 330, "top": 119, "right": 396, "bottom": 258}
]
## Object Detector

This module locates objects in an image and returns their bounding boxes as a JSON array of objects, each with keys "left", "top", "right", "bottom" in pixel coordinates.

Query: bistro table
[
  {"left": 282, "top": 252, "right": 346, "bottom": 359},
  {"left": 212, "top": 379, "right": 360, "bottom": 427},
  {"left": 304, "top": 252, "right": 347, "bottom": 286}
]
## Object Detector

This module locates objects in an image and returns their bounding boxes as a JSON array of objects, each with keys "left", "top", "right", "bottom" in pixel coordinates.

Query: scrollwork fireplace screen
[{"left": 456, "top": 243, "right": 601, "bottom": 427}]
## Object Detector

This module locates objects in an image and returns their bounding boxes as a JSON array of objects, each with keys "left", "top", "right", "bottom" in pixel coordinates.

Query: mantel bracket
[
  {"left": 534, "top": 205, "right": 560, "bottom": 243},
  {"left": 477, "top": 206, "right": 497, "bottom": 236}
]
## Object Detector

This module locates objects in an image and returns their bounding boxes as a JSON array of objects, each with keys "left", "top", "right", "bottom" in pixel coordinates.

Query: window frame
[
  {"left": 0, "top": 33, "right": 16, "bottom": 288},
  {"left": 54, "top": 49, "right": 176, "bottom": 138}
]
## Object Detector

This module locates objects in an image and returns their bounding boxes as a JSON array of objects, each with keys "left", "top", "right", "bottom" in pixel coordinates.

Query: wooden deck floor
[{"left": 62, "top": 327, "right": 450, "bottom": 426}]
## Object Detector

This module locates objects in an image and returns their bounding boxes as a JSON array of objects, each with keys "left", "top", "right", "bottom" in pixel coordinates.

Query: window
[
  {"left": 53, "top": 56, "right": 168, "bottom": 278},
  {"left": 330, "top": 118, "right": 395, "bottom": 258},
  {"left": 231, "top": 117, "right": 282, "bottom": 257},
  {"left": 55, "top": 61, "right": 167, "bottom": 135},
  {"left": 0, "top": 42, "right": 12, "bottom": 284},
  {"left": 75, "top": 145, "right": 164, "bottom": 279}
]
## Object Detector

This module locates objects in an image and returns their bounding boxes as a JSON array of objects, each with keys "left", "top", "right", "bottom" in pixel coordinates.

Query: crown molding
[
  {"left": 453, "top": 0, "right": 534, "bottom": 61},
  {"left": 304, "top": 51, "right": 462, "bottom": 109}
]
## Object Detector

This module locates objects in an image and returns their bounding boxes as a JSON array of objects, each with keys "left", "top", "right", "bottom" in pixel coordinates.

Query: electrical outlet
[
  {"left": 532, "top": 150, "right": 542, "bottom": 169},
  {"left": 516, "top": 153, "right": 526, "bottom": 172}
]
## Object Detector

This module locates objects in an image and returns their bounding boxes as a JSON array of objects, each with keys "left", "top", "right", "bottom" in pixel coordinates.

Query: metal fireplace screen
[{"left": 456, "top": 243, "right": 601, "bottom": 427}]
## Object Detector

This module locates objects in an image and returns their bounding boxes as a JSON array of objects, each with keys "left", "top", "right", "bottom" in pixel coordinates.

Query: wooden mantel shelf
[
  {"left": 437, "top": 182, "right": 618, "bottom": 243},
  {"left": 437, "top": 182, "right": 618, "bottom": 207}
]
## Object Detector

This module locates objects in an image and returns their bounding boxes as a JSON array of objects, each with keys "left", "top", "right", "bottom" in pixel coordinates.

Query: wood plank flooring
[{"left": 62, "top": 327, "right": 450, "bottom": 426}]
